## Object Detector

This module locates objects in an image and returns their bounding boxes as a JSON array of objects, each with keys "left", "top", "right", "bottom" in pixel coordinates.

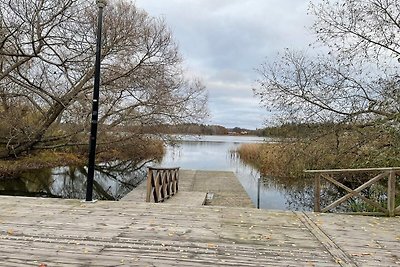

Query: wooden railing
[
  {"left": 305, "top": 167, "right": 400, "bottom": 216},
  {"left": 146, "top": 167, "right": 179, "bottom": 203}
]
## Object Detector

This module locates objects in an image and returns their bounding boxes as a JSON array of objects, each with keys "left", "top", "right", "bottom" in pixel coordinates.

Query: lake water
[
  {"left": 155, "top": 135, "right": 312, "bottom": 211},
  {"left": 0, "top": 135, "right": 314, "bottom": 211}
]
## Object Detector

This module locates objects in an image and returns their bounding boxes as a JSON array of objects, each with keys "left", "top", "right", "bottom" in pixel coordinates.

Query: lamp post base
[{"left": 81, "top": 199, "right": 98, "bottom": 203}]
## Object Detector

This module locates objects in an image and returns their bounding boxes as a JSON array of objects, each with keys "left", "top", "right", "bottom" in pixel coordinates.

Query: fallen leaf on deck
[{"left": 207, "top": 243, "right": 216, "bottom": 248}]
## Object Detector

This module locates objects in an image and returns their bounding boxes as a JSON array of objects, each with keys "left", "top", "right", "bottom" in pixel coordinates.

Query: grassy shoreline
[
  {"left": 0, "top": 151, "right": 87, "bottom": 178},
  {"left": 237, "top": 134, "right": 400, "bottom": 179},
  {"left": 0, "top": 139, "right": 165, "bottom": 178},
  {"left": 236, "top": 143, "right": 302, "bottom": 178}
]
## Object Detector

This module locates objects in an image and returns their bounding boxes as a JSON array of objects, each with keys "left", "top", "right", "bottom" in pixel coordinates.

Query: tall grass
[
  {"left": 237, "top": 129, "right": 400, "bottom": 178},
  {"left": 237, "top": 143, "right": 303, "bottom": 178}
]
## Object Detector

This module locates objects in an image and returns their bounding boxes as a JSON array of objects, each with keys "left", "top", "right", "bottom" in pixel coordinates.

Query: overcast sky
[{"left": 134, "top": 0, "right": 316, "bottom": 129}]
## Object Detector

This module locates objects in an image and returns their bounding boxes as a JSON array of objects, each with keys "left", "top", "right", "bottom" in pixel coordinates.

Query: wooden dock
[
  {"left": 0, "top": 169, "right": 399, "bottom": 266},
  {"left": 122, "top": 170, "right": 254, "bottom": 208},
  {"left": 1, "top": 196, "right": 400, "bottom": 266}
]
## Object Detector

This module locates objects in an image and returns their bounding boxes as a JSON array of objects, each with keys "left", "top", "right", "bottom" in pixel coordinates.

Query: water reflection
[
  {"left": 157, "top": 135, "right": 397, "bottom": 212},
  {"left": 3, "top": 135, "right": 389, "bottom": 212},
  {"left": 156, "top": 135, "right": 309, "bottom": 210},
  {"left": 231, "top": 153, "right": 313, "bottom": 211},
  {"left": 0, "top": 161, "right": 147, "bottom": 200}
]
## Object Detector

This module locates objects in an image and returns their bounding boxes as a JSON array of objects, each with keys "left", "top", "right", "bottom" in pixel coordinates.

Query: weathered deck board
[
  {"left": 186, "top": 170, "right": 254, "bottom": 207},
  {"left": 304, "top": 212, "right": 400, "bottom": 267},
  {"left": 160, "top": 191, "right": 206, "bottom": 206},
  {"left": 1, "top": 196, "right": 399, "bottom": 266}
]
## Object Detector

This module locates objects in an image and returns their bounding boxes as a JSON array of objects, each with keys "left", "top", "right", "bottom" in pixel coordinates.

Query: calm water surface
[
  {"left": 156, "top": 135, "right": 312, "bottom": 211},
  {"left": 0, "top": 135, "right": 314, "bottom": 211}
]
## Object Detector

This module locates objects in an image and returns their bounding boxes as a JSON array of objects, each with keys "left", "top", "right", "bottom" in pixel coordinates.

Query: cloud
[
  {"left": 207, "top": 78, "right": 265, "bottom": 129},
  {"left": 134, "top": 0, "right": 315, "bottom": 129}
]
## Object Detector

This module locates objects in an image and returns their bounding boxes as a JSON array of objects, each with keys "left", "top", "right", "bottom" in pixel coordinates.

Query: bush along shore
[
  {"left": 237, "top": 128, "right": 400, "bottom": 179},
  {"left": 0, "top": 138, "right": 165, "bottom": 179}
]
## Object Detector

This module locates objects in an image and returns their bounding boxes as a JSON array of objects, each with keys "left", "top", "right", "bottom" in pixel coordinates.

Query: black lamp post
[{"left": 86, "top": 0, "right": 107, "bottom": 201}]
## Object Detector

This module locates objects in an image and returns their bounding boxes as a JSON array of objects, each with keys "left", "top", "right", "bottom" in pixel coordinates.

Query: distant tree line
[
  {"left": 143, "top": 123, "right": 264, "bottom": 136},
  {"left": 258, "top": 122, "right": 338, "bottom": 138}
]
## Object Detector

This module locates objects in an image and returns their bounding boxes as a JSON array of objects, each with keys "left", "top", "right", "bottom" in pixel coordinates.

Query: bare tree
[
  {"left": 255, "top": 49, "right": 399, "bottom": 124},
  {"left": 0, "top": 0, "right": 207, "bottom": 158},
  {"left": 254, "top": 0, "right": 400, "bottom": 169},
  {"left": 255, "top": 0, "right": 400, "bottom": 125},
  {"left": 311, "top": 0, "right": 400, "bottom": 64}
]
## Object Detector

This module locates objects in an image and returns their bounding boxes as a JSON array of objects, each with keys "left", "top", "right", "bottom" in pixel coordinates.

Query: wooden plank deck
[
  {"left": 122, "top": 170, "right": 254, "bottom": 208},
  {"left": 1, "top": 196, "right": 399, "bottom": 266}
]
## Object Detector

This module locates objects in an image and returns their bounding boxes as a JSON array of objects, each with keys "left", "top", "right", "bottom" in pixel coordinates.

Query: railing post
[
  {"left": 145, "top": 168, "right": 152, "bottom": 202},
  {"left": 171, "top": 168, "right": 179, "bottom": 195},
  {"left": 154, "top": 171, "right": 161, "bottom": 202},
  {"left": 145, "top": 167, "right": 180, "bottom": 203},
  {"left": 388, "top": 170, "right": 396, "bottom": 217},
  {"left": 257, "top": 177, "right": 261, "bottom": 209},
  {"left": 175, "top": 168, "right": 179, "bottom": 192},
  {"left": 160, "top": 170, "right": 166, "bottom": 201},
  {"left": 314, "top": 174, "right": 321, "bottom": 212}
]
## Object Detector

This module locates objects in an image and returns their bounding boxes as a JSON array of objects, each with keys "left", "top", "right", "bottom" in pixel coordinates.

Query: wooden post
[
  {"left": 160, "top": 170, "right": 166, "bottom": 201},
  {"left": 167, "top": 170, "right": 170, "bottom": 197},
  {"left": 314, "top": 174, "right": 321, "bottom": 212},
  {"left": 154, "top": 171, "right": 161, "bottom": 202},
  {"left": 388, "top": 170, "right": 396, "bottom": 217},
  {"left": 145, "top": 167, "right": 180, "bottom": 203},
  {"left": 257, "top": 177, "right": 261, "bottom": 209},
  {"left": 175, "top": 168, "right": 179, "bottom": 192},
  {"left": 145, "top": 168, "right": 152, "bottom": 202},
  {"left": 172, "top": 168, "right": 179, "bottom": 195}
]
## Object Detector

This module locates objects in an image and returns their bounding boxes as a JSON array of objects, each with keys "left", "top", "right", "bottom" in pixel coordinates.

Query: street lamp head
[{"left": 96, "top": 0, "right": 107, "bottom": 8}]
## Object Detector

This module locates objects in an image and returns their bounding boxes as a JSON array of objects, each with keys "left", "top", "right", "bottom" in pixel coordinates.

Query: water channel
[{"left": 0, "top": 135, "right": 314, "bottom": 211}]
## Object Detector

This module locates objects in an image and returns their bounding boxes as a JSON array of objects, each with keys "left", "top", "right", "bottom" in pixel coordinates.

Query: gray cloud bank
[{"left": 134, "top": 0, "right": 315, "bottom": 129}]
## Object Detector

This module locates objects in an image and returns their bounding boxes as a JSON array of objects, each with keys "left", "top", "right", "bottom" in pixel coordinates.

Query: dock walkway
[
  {"left": 0, "top": 169, "right": 399, "bottom": 266},
  {"left": 1, "top": 196, "right": 399, "bottom": 266},
  {"left": 122, "top": 170, "right": 254, "bottom": 207}
]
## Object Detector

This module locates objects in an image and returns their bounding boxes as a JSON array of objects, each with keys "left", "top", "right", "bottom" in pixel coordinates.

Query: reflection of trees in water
[
  {"left": 232, "top": 150, "right": 315, "bottom": 211},
  {"left": 0, "top": 169, "right": 58, "bottom": 198},
  {"left": 264, "top": 172, "right": 399, "bottom": 212},
  {"left": 51, "top": 161, "right": 148, "bottom": 200},
  {"left": 51, "top": 166, "right": 87, "bottom": 199},
  {"left": 94, "top": 160, "right": 149, "bottom": 200},
  {"left": 317, "top": 175, "right": 397, "bottom": 213},
  {"left": 233, "top": 150, "right": 399, "bottom": 212},
  {"left": 261, "top": 175, "right": 315, "bottom": 211},
  {"left": 0, "top": 160, "right": 148, "bottom": 200}
]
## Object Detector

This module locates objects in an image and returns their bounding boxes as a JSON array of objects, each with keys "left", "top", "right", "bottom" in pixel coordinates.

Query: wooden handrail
[
  {"left": 305, "top": 168, "right": 400, "bottom": 216},
  {"left": 146, "top": 167, "right": 179, "bottom": 203},
  {"left": 305, "top": 167, "right": 400, "bottom": 174}
]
